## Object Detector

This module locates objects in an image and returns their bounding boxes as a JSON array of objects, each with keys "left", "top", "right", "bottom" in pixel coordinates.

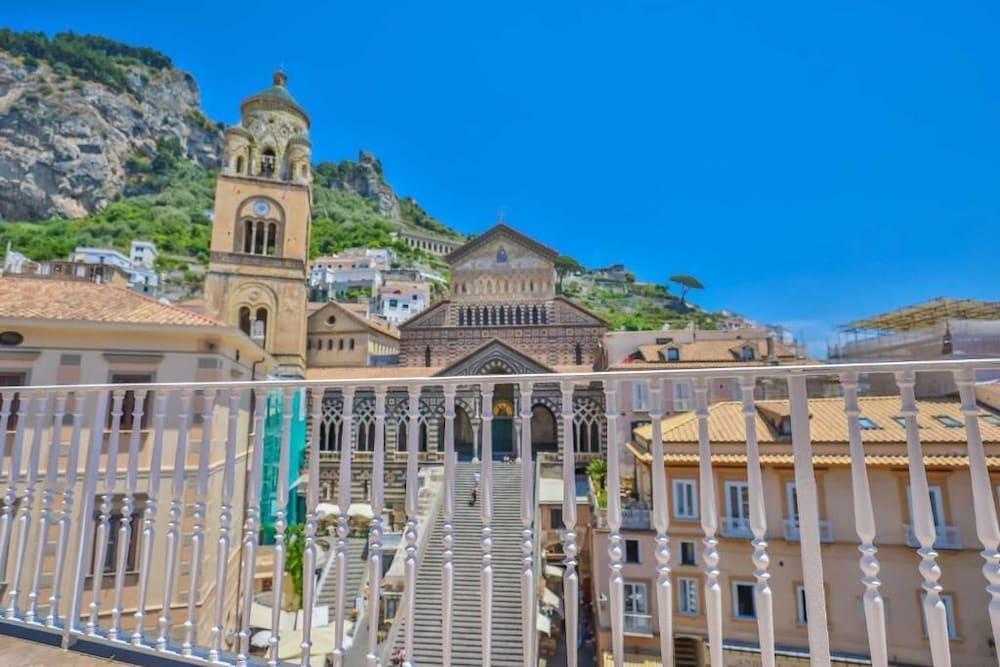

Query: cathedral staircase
[
  {"left": 316, "top": 536, "right": 368, "bottom": 622},
  {"left": 389, "top": 461, "right": 527, "bottom": 665}
]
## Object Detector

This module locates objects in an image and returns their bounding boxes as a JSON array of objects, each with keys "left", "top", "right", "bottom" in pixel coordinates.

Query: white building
[
  {"left": 71, "top": 247, "right": 133, "bottom": 271},
  {"left": 309, "top": 248, "right": 393, "bottom": 300},
  {"left": 377, "top": 280, "right": 431, "bottom": 324},
  {"left": 130, "top": 240, "right": 158, "bottom": 269}
]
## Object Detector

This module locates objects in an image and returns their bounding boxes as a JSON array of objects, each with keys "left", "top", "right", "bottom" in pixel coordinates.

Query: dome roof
[{"left": 240, "top": 71, "right": 310, "bottom": 127}]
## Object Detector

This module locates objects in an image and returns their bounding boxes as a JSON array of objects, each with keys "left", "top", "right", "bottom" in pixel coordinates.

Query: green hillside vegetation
[
  {"left": 0, "top": 142, "right": 443, "bottom": 272},
  {"left": 0, "top": 29, "right": 173, "bottom": 90}
]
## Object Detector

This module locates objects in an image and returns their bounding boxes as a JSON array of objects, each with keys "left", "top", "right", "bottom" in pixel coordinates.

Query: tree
[
  {"left": 669, "top": 274, "right": 704, "bottom": 306},
  {"left": 555, "top": 255, "right": 584, "bottom": 294}
]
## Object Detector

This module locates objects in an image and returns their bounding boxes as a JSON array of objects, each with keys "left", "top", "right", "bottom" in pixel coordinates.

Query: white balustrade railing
[
  {"left": 0, "top": 358, "right": 991, "bottom": 667},
  {"left": 905, "top": 524, "right": 962, "bottom": 550},
  {"left": 784, "top": 518, "right": 835, "bottom": 543}
]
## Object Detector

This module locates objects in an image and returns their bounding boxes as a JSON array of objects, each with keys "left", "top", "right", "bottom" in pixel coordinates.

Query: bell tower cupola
[{"left": 204, "top": 70, "right": 312, "bottom": 377}]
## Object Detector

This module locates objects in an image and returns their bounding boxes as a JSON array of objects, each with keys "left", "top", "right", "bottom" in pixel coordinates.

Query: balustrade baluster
[
  {"left": 332, "top": 387, "right": 354, "bottom": 667},
  {"left": 300, "top": 388, "right": 324, "bottom": 667},
  {"left": 840, "top": 372, "right": 888, "bottom": 667},
  {"left": 366, "top": 388, "right": 387, "bottom": 667},
  {"left": 955, "top": 368, "right": 1000, "bottom": 657},
  {"left": 442, "top": 386, "right": 457, "bottom": 664},
  {"left": 601, "top": 380, "right": 625, "bottom": 667},
  {"left": 49, "top": 392, "right": 86, "bottom": 628},
  {"left": 66, "top": 390, "right": 110, "bottom": 646},
  {"left": 210, "top": 389, "right": 241, "bottom": 662},
  {"left": 269, "top": 387, "right": 296, "bottom": 667},
  {"left": 739, "top": 376, "right": 775, "bottom": 667},
  {"left": 109, "top": 389, "right": 146, "bottom": 640},
  {"left": 157, "top": 388, "right": 194, "bottom": 650},
  {"left": 647, "top": 380, "right": 672, "bottom": 666},
  {"left": 402, "top": 385, "right": 420, "bottom": 667},
  {"left": 26, "top": 393, "right": 60, "bottom": 624},
  {"left": 182, "top": 388, "right": 217, "bottom": 655},
  {"left": 519, "top": 380, "right": 537, "bottom": 667},
  {"left": 0, "top": 391, "right": 35, "bottom": 610},
  {"left": 132, "top": 392, "right": 167, "bottom": 645},
  {"left": 787, "top": 375, "right": 831, "bottom": 666},
  {"left": 86, "top": 389, "right": 125, "bottom": 635},
  {"left": 897, "top": 370, "right": 951, "bottom": 666},
  {"left": 479, "top": 383, "right": 495, "bottom": 667},
  {"left": 559, "top": 380, "right": 580, "bottom": 667},
  {"left": 694, "top": 377, "right": 723, "bottom": 667},
  {"left": 236, "top": 390, "right": 267, "bottom": 667}
]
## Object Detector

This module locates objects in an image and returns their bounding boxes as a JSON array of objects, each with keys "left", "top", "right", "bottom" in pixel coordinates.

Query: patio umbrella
[
  {"left": 347, "top": 503, "right": 375, "bottom": 520},
  {"left": 315, "top": 503, "right": 340, "bottom": 517},
  {"left": 277, "top": 622, "right": 349, "bottom": 661}
]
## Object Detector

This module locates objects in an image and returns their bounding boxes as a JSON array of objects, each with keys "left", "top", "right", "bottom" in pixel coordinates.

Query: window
[
  {"left": 666, "top": 348, "right": 680, "bottom": 362},
  {"left": 631, "top": 381, "right": 650, "bottom": 412},
  {"left": 339, "top": 339, "right": 345, "bottom": 351},
  {"left": 550, "top": 508, "right": 563, "bottom": 530},
  {"left": 672, "top": 380, "right": 693, "bottom": 412},
  {"left": 982, "top": 414, "right": 1000, "bottom": 427},
  {"left": 922, "top": 593, "right": 958, "bottom": 639},
  {"left": 786, "top": 482, "right": 799, "bottom": 521},
  {"left": 91, "top": 496, "right": 143, "bottom": 575},
  {"left": 908, "top": 484, "right": 946, "bottom": 528},
  {"left": 680, "top": 540, "right": 697, "bottom": 566},
  {"left": 0, "top": 371, "right": 26, "bottom": 430},
  {"left": 796, "top": 585, "right": 808, "bottom": 625},
  {"left": 725, "top": 481, "right": 750, "bottom": 520},
  {"left": 934, "top": 415, "right": 962, "bottom": 428},
  {"left": 858, "top": 417, "right": 880, "bottom": 430},
  {"left": 673, "top": 479, "right": 698, "bottom": 520},
  {"left": 739, "top": 345, "right": 755, "bottom": 361},
  {"left": 732, "top": 581, "right": 756, "bottom": 620},
  {"left": 892, "top": 416, "right": 918, "bottom": 428},
  {"left": 349, "top": 338, "right": 355, "bottom": 351},
  {"left": 678, "top": 577, "right": 699, "bottom": 615},
  {"left": 623, "top": 581, "right": 649, "bottom": 621},
  {"left": 575, "top": 343, "right": 583, "bottom": 365},
  {"left": 625, "top": 539, "right": 641, "bottom": 564}
]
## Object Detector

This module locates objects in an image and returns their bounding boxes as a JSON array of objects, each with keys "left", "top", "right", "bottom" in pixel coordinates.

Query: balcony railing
[
  {"left": 623, "top": 612, "right": 653, "bottom": 635},
  {"left": 784, "top": 517, "right": 835, "bottom": 542},
  {"left": 721, "top": 516, "right": 753, "bottom": 539},
  {"left": 906, "top": 524, "right": 963, "bottom": 550},
  {"left": 0, "top": 358, "right": 992, "bottom": 667},
  {"left": 622, "top": 508, "right": 652, "bottom": 530}
]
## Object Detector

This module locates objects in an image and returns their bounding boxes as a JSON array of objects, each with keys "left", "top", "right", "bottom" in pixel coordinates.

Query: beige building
[
  {"left": 586, "top": 394, "right": 1000, "bottom": 666},
  {"left": 203, "top": 71, "right": 313, "bottom": 377},
  {"left": 0, "top": 275, "right": 273, "bottom": 647},
  {"left": 306, "top": 301, "right": 399, "bottom": 367}
]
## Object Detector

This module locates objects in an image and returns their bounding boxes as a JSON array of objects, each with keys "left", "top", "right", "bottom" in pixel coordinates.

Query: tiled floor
[{"left": 0, "top": 637, "right": 128, "bottom": 666}]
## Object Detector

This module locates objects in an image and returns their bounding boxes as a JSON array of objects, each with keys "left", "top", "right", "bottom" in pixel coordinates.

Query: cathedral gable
[{"left": 435, "top": 339, "right": 555, "bottom": 377}]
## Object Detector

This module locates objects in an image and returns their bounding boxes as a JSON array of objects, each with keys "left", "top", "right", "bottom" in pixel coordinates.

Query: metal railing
[
  {"left": 0, "top": 358, "right": 992, "bottom": 667},
  {"left": 621, "top": 508, "right": 652, "bottom": 530},
  {"left": 784, "top": 518, "right": 834, "bottom": 543}
]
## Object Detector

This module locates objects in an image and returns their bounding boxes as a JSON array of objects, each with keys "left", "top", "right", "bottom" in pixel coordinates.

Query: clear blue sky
[{"left": 9, "top": 1, "right": 1000, "bottom": 352}]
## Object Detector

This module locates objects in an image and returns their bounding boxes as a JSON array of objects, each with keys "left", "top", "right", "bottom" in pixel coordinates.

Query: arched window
[
  {"left": 531, "top": 405, "right": 558, "bottom": 454},
  {"left": 532, "top": 306, "right": 540, "bottom": 325},
  {"left": 357, "top": 420, "right": 375, "bottom": 452},
  {"left": 481, "top": 306, "right": 489, "bottom": 324},
  {"left": 396, "top": 420, "right": 408, "bottom": 452},
  {"left": 254, "top": 308, "right": 268, "bottom": 345},
  {"left": 349, "top": 338, "right": 355, "bottom": 351},
  {"left": 424, "top": 346, "right": 432, "bottom": 367},
  {"left": 265, "top": 222, "right": 277, "bottom": 255},
  {"left": 339, "top": 338, "right": 345, "bottom": 351},
  {"left": 419, "top": 421, "right": 429, "bottom": 453},
  {"left": 235, "top": 155, "right": 245, "bottom": 174},
  {"left": 496, "top": 247, "right": 508, "bottom": 263},
  {"left": 459, "top": 309, "right": 465, "bottom": 326},
  {"left": 238, "top": 306, "right": 252, "bottom": 337},
  {"left": 243, "top": 220, "right": 254, "bottom": 253},
  {"left": 253, "top": 221, "right": 266, "bottom": 254},
  {"left": 261, "top": 148, "right": 276, "bottom": 177},
  {"left": 327, "top": 339, "right": 333, "bottom": 351},
  {"left": 575, "top": 342, "right": 583, "bottom": 365},
  {"left": 515, "top": 307, "right": 522, "bottom": 325},
  {"left": 499, "top": 307, "right": 506, "bottom": 325},
  {"left": 491, "top": 307, "right": 498, "bottom": 326}
]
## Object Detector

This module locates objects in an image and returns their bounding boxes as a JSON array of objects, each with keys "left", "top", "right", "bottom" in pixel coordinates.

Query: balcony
[
  {"left": 784, "top": 517, "right": 835, "bottom": 542},
  {"left": 0, "top": 358, "right": 992, "bottom": 667},
  {"left": 623, "top": 612, "right": 653, "bottom": 635},
  {"left": 905, "top": 524, "right": 963, "bottom": 550},
  {"left": 721, "top": 516, "right": 753, "bottom": 539}
]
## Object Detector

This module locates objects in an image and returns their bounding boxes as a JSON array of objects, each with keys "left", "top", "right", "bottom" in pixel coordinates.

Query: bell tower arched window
[
  {"left": 424, "top": 346, "right": 432, "bottom": 367},
  {"left": 238, "top": 307, "right": 252, "bottom": 337},
  {"left": 253, "top": 307, "right": 269, "bottom": 346},
  {"left": 260, "top": 148, "right": 277, "bottom": 178},
  {"left": 235, "top": 156, "right": 245, "bottom": 175}
]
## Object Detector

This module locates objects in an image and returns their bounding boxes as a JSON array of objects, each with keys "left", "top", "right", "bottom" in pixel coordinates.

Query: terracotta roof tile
[{"left": 0, "top": 276, "right": 221, "bottom": 328}]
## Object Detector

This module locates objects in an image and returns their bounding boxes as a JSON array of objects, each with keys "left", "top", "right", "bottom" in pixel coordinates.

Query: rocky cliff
[{"left": 0, "top": 42, "right": 222, "bottom": 221}]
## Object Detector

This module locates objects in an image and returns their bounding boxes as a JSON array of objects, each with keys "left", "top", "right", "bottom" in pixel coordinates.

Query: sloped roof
[
  {"left": 307, "top": 301, "right": 399, "bottom": 339},
  {"left": 0, "top": 276, "right": 221, "bottom": 328},
  {"left": 632, "top": 396, "right": 1000, "bottom": 445},
  {"left": 434, "top": 338, "right": 557, "bottom": 377},
  {"left": 841, "top": 297, "right": 1000, "bottom": 332},
  {"left": 445, "top": 223, "right": 558, "bottom": 265},
  {"left": 627, "top": 338, "right": 798, "bottom": 365}
]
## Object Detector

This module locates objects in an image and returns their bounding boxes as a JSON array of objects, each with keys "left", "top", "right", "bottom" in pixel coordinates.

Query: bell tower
[{"left": 204, "top": 71, "right": 312, "bottom": 377}]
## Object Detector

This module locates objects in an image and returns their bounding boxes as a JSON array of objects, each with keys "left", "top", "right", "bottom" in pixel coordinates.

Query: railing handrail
[{"left": 9, "top": 358, "right": 1000, "bottom": 393}]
